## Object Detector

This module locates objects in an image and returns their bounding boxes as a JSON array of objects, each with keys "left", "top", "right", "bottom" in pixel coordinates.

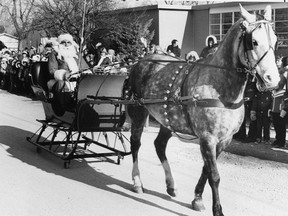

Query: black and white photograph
[{"left": 0, "top": 0, "right": 288, "bottom": 215}]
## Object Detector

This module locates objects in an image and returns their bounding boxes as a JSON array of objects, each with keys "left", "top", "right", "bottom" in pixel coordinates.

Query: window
[
  {"left": 210, "top": 14, "right": 221, "bottom": 41},
  {"left": 209, "top": 6, "right": 288, "bottom": 47},
  {"left": 275, "top": 8, "right": 288, "bottom": 47},
  {"left": 209, "top": 12, "right": 233, "bottom": 41},
  {"left": 222, "top": 13, "right": 233, "bottom": 35}
]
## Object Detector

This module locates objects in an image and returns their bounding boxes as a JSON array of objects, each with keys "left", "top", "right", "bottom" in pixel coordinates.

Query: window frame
[{"left": 209, "top": 4, "right": 288, "bottom": 48}]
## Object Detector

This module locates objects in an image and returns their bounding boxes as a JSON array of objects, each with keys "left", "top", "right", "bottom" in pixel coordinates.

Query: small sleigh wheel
[{"left": 64, "top": 161, "right": 70, "bottom": 169}]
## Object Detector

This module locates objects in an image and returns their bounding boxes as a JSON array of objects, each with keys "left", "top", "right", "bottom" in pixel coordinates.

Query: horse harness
[
  {"left": 240, "top": 19, "right": 277, "bottom": 89},
  {"left": 128, "top": 18, "right": 275, "bottom": 109}
]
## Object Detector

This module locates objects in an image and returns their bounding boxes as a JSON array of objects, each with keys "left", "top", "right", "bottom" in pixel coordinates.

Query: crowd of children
[
  {"left": 0, "top": 43, "right": 54, "bottom": 95},
  {"left": 234, "top": 55, "right": 288, "bottom": 148}
]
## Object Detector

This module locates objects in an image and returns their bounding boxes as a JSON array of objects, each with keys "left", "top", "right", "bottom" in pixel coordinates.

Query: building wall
[
  {"left": 181, "top": 10, "right": 194, "bottom": 57},
  {"left": 191, "top": 9, "right": 210, "bottom": 56},
  {"left": 157, "top": 7, "right": 209, "bottom": 58},
  {"left": 0, "top": 34, "right": 19, "bottom": 50},
  {"left": 158, "top": 9, "right": 190, "bottom": 57}
]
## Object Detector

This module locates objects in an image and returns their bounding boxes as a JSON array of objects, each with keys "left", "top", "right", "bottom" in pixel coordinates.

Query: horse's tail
[
  {"left": 122, "top": 63, "right": 139, "bottom": 101},
  {"left": 122, "top": 75, "right": 132, "bottom": 100}
]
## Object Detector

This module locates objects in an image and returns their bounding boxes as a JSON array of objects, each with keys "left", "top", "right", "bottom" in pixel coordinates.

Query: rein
[{"left": 140, "top": 58, "right": 249, "bottom": 73}]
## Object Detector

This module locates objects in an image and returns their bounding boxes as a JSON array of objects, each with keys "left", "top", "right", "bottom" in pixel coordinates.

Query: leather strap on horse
[
  {"left": 140, "top": 58, "right": 249, "bottom": 74},
  {"left": 125, "top": 94, "right": 244, "bottom": 110},
  {"left": 180, "top": 97, "right": 244, "bottom": 109}
]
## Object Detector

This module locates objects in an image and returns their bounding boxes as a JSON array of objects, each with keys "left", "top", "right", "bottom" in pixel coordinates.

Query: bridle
[{"left": 240, "top": 19, "right": 276, "bottom": 89}]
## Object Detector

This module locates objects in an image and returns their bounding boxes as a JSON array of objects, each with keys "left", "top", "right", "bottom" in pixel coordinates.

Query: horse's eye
[{"left": 253, "top": 40, "right": 258, "bottom": 46}]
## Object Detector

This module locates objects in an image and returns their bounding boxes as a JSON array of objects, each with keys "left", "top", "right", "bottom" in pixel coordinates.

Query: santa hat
[{"left": 57, "top": 33, "right": 74, "bottom": 43}]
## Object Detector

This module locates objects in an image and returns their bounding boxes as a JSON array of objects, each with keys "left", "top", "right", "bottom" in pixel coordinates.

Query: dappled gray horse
[{"left": 126, "top": 5, "right": 279, "bottom": 216}]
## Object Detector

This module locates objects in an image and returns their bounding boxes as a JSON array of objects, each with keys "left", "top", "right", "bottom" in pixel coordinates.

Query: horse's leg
[
  {"left": 192, "top": 138, "right": 229, "bottom": 216},
  {"left": 128, "top": 105, "right": 149, "bottom": 193},
  {"left": 154, "top": 125, "right": 177, "bottom": 197},
  {"left": 191, "top": 165, "right": 208, "bottom": 211}
]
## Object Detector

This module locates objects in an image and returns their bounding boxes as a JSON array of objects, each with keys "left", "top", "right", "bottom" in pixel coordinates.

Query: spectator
[
  {"left": 21, "top": 51, "right": 30, "bottom": 63},
  {"left": 199, "top": 35, "right": 218, "bottom": 58},
  {"left": 148, "top": 44, "right": 156, "bottom": 55},
  {"left": 30, "top": 54, "right": 41, "bottom": 63},
  {"left": 41, "top": 42, "right": 53, "bottom": 61},
  {"left": 234, "top": 74, "right": 258, "bottom": 142},
  {"left": 93, "top": 42, "right": 104, "bottom": 65},
  {"left": 19, "top": 54, "right": 31, "bottom": 95},
  {"left": 271, "top": 56, "right": 288, "bottom": 148},
  {"left": 95, "top": 48, "right": 112, "bottom": 67},
  {"left": 0, "top": 56, "right": 9, "bottom": 89},
  {"left": 167, "top": 39, "right": 181, "bottom": 57},
  {"left": 84, "top": 53, "right": 95, "bottom": 67},
  {"left": 37, "top": 43, "right": 45, "bottom": 55},
  {"left": 154, "top": 45, "right": 164, "bottom": 54},
  {"left": 185, "top": 51, "right": 199, "bottom": 62},
  {"left": 29, "top": 46, "right": 36, "bottom": 57},
  {"left": 107, "top": 49, "right": 117, "bottom": 63},
  {"left": 250, "top": 89, "right": 273, "bottom": 144}
]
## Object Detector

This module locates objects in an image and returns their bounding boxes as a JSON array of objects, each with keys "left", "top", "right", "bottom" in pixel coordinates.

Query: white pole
[{"left": 78, "top": 0, "right": 87, "bottom": 67}]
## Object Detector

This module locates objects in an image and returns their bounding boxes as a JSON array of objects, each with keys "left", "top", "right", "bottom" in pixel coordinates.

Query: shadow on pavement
[{"left": 0, "top": 125, "right": 191, "bottom": 216}]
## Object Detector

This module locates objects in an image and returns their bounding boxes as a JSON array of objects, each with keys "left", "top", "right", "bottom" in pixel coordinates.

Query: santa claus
[{"left": 47, "top": 33, "right": 90, "bottom": 114}]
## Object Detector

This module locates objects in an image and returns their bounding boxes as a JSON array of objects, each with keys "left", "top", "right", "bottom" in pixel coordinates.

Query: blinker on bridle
[{"left": 240, "top": 19, "right": 276, "bottom": 87}]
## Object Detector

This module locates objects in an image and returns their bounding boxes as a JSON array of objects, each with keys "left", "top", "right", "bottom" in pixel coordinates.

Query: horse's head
[{"left": 239, "top": 4, "right": 279, "bottom": 91}]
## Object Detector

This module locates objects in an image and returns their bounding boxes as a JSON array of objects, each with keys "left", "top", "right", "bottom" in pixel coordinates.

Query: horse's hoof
[
  {"left": 191, "top": 199, "right": 205, "bottom": 212},
  {"left": 166, "top": 187, "right": 177, "bottom": 197},
  {"left": 213, "top": 205, "right": 224, "bottom": 216},
  {"left": 132, "top": 185, "right": 144, "bottom": 194}
]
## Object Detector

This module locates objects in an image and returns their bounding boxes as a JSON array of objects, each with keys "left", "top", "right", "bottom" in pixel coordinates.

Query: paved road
[{"left": 1, "top": 90, "right": 288, "bottom": 216}]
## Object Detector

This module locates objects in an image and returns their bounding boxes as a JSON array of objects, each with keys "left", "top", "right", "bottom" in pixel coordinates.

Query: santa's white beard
[
  {"left": 58, "top": 45, "right": 77, "bottom": 59},
  {"left": 57, "top": 45, "right": 79, "bottom": 73}
]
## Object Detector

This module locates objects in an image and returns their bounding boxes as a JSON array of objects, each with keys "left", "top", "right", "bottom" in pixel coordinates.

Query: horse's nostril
[{"left": 265, "top": 75, "right": 272, "bottom": 82}]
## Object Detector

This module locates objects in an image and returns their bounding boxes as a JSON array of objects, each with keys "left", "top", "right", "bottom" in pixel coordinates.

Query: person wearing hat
[
  {"left": 47, "top": 33, "right": 90, "bottom": 114},
  {"left": 167, "top": 39, "right": 181, "bottom": 57},
  {"left": 185, "top": 50, "right": 200, "bottom": 62},
  {"left": 270, "top": 56, "right": 288, "bottom": 148},
  {"left": 199, "top": 35, "right": 218, "bottom": 59}
]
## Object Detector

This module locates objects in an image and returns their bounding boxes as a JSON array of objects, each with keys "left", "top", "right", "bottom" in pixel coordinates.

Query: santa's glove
[
  {"left": 268, "top": 109, "right": 271, "bottom": 117},
  {"left": 54, "top": 69, "right": 68, "bottom": 81},
  {"left": 280, "top": 109, "right": 287, "bottom": 118},
  {"left": 250, "top": 110, "right": 257, "bottom": 121}
]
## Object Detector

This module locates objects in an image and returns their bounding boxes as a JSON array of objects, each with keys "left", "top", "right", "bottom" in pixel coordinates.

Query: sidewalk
[{"left": 144, "top": 125, "right": 288, "bottom": 165}]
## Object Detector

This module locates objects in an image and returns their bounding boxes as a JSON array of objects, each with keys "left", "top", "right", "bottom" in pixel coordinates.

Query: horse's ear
[
  {"left": 239, "top": 4, "right": 256, "bottom": 23},
  {"left": 263, "top": 5, "right": 272, "bottom": 21}
]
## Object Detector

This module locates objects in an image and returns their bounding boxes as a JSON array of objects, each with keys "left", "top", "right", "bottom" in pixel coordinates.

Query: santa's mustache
[{"left": 57, "top": 44, "right": 78, "bottom": 60}]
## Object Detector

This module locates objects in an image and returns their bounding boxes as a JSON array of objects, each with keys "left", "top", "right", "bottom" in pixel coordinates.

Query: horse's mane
[{"left": 219, "top": 19, "right": 243, "bottom": 47}]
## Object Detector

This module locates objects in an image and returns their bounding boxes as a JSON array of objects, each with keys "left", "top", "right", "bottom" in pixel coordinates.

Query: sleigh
[{"left": 26, "top": 62, "right": 131, "bottom": 168}]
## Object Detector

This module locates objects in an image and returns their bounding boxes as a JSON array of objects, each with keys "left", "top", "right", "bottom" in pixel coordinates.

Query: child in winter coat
[{"left": 250, "top": 89, "right": 273, "bottom": 144}]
